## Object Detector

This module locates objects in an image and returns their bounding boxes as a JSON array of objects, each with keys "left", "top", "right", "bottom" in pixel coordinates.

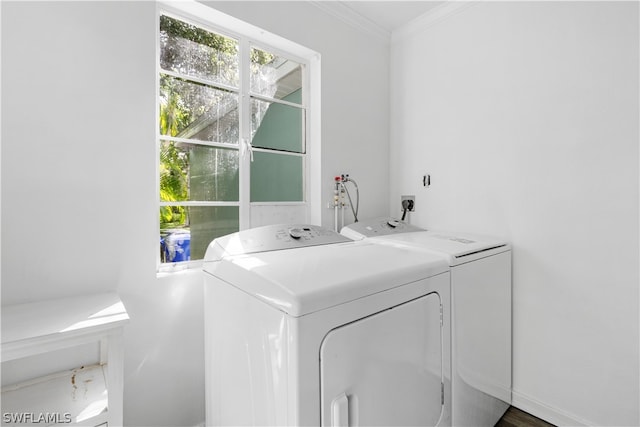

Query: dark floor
[{"left": 495, "top": 406, "right": 556, "bottom": 427}]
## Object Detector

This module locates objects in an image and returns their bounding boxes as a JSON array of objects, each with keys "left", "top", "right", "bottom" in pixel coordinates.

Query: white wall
[
  {"left": 390, "top": 2, "right": 639, "bottom": 426},
  {"left": 1, "top": 1, "right": 389, "bottom": 426}
]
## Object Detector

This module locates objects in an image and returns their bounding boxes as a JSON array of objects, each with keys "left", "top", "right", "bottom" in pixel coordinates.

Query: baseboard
[{"left": 511, "top": 390, "right": 592, "bottom": 427}]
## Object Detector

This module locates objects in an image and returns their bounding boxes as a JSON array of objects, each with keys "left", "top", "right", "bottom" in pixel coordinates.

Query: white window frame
[{"left": 156, "top": 1, "right": 321, "bottom": 273}]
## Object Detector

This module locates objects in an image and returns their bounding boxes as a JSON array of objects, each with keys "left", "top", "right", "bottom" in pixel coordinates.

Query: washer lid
[
  {"left": 374, "top": 231, "right": 509, "bottom": 266},
  {"left": 204, "top": 224, "right": 351, "bottom": 262},
  {"left": 203, "top": 226, "right": 448, "bottom": 317},
  {"left": 342, "top": 218, "right": 509, "bottom": 266},
  {"left": 340, "top": 217, "right": 423, "bottom": 240}
]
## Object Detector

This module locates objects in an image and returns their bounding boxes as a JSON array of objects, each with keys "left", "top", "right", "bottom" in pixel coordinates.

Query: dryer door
[{"left": 320, "top": 292, "right": 443, "bottom": 427}]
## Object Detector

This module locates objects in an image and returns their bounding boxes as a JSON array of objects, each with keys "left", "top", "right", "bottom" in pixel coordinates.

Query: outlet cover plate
[{"left": 401, "top": 195, "right": 415, "bottom": 212}]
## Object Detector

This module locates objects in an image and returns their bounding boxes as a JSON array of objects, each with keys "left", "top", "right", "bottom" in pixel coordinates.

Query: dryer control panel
[
  {"left": 341, "top": 217, "right": 424, "bottom": 240},
  {"left": 204, "top": 224, "right": 352, "bottom": 261}
]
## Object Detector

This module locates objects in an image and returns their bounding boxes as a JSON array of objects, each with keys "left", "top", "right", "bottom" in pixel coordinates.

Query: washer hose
[{"left": 341, "top": 178, "right": 359, "bottom": 223}]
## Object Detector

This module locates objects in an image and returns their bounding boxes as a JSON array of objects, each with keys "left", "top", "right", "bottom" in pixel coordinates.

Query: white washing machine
[
  {"left": 342, "top": 218, "right": 511, "bottom": 427},
  {"left": 203, "top": 224, "right": 452, "bottom": 426}
]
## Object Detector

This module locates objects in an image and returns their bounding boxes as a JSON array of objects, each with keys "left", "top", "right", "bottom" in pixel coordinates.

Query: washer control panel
[
  {"left": 206, "top": 224, "right": 352, "bottom": 260},
  {"left": 341, "top": 217, "right": 424, "bottom": 240},
  {"left": 272, "top": 225, "right": 346, "bottom": 245}
]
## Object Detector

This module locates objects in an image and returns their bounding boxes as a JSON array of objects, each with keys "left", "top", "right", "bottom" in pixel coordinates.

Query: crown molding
[
  {"left": 309, "top": 1, "right": 479, "bottom": 46},
  {"left": 308, "top": 1, "right": 391, "bottom": 45},
  {"left": 391, "top": 1, "right": 478, "bottom": 44}
]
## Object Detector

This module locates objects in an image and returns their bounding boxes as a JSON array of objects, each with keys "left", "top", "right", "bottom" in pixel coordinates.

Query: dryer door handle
[{"left": 331, "top": 393, "right": 349, "bottom": 426}]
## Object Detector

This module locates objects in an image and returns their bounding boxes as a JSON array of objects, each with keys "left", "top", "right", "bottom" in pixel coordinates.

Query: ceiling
[
  {"left": 341, "top": 1, "right": 445, "bottom": 32},
  {"left": 310, "top": 1, "right": 446, "bottom": 42}
]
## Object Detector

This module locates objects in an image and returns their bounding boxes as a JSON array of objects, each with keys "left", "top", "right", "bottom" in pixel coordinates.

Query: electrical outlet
[{"left": 401, "top": 195, "right": 415, "bottom": 212}]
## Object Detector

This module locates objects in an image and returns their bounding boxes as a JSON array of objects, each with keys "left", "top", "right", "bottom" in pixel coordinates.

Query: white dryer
[
  {"left": 342, "top": 218, "right": 511, "bottom": 427},
  {"left": 203, "top": 224, "right": 451, "bottom": 427}
]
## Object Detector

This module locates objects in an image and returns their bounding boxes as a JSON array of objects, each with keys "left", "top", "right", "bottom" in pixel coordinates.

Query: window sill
[{"left": 157, "top": 260, "right": 203, "bottom": 277}]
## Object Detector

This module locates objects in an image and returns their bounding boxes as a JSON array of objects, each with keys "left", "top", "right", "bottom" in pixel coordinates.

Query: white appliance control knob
[
  {"left": 387, "top": 219, "right": 400, "bottom": 228},
  {"left": 288, "top": 228, "right": 305, "bottom": 239}
]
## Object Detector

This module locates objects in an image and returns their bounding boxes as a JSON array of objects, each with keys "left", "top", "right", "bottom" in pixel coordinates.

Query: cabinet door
[{"left": 320, "top": 292, "right": 443, "bottom": 427}]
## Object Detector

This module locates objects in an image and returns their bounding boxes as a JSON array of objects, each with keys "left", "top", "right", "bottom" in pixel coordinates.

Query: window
[{"left": 157, "top": 3, "right": 319, "bottom": 270}]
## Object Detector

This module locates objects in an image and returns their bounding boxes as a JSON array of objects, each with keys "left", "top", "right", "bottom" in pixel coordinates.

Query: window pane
[
  {"left": 159, "top": 75, "right": 239, "bottom": 144},
  {"left": 250, "top": 47, "right": 302, "bottom": 103},
  {"left": 251, "top": 97, "right": 304, "bottom": 153},
  {"left": 160, "top": 141, "right": 239, "bottom": 202},
  {"left": 189, "top": 206, "right": 239, "bottom": 260},
  {"left": 160, "top": 14, "right": 239, "bottom": 87},
  {"left": 250, "top": 152, "right": 303, "bottom": 202},
  {"left": 160, "top": 206, "right": 239, "bottom": 262}
]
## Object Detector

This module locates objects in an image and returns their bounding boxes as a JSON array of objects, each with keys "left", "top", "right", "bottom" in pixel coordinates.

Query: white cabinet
[{"left": 1, "top": 293, "right": 129, "bottom": 427}]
